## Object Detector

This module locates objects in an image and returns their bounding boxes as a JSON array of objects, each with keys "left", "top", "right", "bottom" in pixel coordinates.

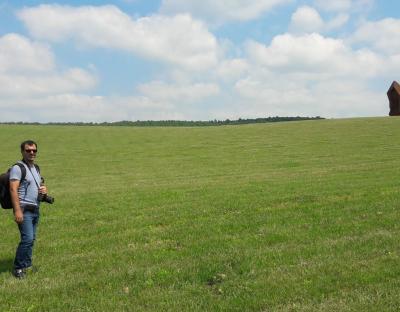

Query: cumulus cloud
[
  {"left": 0, "top": 33, "right": 96, "bottom": 100},
  {"left": 0, "top": 94, "right": 107, "bottom": 122},
  {"left": 351, "top": 18, "right": 400, "bottom": 55},
  {"left": 160, "top": 0, "right": 291, "bottom": 23},
  {"left": 1, "top": 3, "right": 392, "bottom": 122},
  {"left": 289, "top": 6, "right": 324, "bottom": 33},
  {"left": 0, "top": 93, "right": 167, "bottom": 122},
  {"left": 289, "top": 6, "right": 349, "bottom": 34},
  {"left": 0, "top": 92, "right": 210, "bottom": 123},
  {"left": 0, "top": 33, "right": 54, "bottom": 72},
  {"left": 314, "top": 0, "right": 373, "bottom": 12},
  {"left": 0, "top": 69, "right": 97, "bottom": 97},
  {"left": 216, "top": 59, "right": 249, "bottom": 82},
  {"left": 325, "top": 13, "right": 349, "bottom": 30},
  {"left": 314, "top": 0, "right": 352, "bottom": 12},
  {"left": 18, "top": 4, "right": 218, "bottom": 71},
  {"left": 137, "top": 81, "right": 220, "bottom": 102},
  {"left": 234, "top": 31, "right": 391, "bottom": 118},
  {"left": 246, "top": 33, "right": 382, "bottom": 77},
  {"left": 234, "top": 75, "right": 386, "bottom": 117}
]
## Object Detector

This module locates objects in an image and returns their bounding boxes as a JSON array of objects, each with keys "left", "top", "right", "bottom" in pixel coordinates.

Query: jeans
[{"left": 14, "top": 209, "right": 40, "bottom": 270}]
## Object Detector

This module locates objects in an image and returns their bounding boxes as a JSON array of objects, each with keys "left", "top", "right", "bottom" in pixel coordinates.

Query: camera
[
  {"left": 38, "top": 193, "right": 55, "bottom": 204},
  {"left": 38, "top": 177, "right": 55, "bottom": 204}
]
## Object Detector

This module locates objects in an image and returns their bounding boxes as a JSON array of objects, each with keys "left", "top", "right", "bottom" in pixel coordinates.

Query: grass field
[{"left": 0, "top": 117, "right": 399, "bottom": 311}]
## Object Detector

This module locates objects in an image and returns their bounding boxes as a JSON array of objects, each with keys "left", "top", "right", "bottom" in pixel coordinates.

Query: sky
[{"left": 0, "top": 0, "right": 399, "bottom": 122}]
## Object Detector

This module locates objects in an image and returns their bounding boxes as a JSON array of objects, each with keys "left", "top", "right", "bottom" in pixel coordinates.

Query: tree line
[{"left": 1, "top": 116, "right": 324, "bottom": 127}]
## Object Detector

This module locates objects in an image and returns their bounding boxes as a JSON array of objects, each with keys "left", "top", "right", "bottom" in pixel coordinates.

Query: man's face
[{"left": 22, "top": 144, "right": 37, "bottom": 162}]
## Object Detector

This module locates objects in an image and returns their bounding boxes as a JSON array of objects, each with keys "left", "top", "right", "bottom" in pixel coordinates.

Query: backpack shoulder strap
[
  {"left": 19, "top": 160, "right": 40, "bottom": 173},
  {"left": 14, "top": 162, "right": 27, "bottom": 182},
  {"left": 13, "top": 161, "right": 40, "bottom": 182}
]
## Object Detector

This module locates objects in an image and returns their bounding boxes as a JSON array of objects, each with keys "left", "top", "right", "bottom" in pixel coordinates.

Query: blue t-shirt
[{"left": 9, "top": 162, "right": 41, "bottom": 207}]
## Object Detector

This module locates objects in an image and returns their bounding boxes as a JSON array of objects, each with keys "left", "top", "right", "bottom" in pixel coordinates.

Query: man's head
[{"left": 20, "top": 140, "right": 38, "bottom": 163}]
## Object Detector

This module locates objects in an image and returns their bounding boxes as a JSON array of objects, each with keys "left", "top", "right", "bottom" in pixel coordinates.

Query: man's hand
[
  {"left": 39, "top": 185, "right": 47, "bottom": 195},
  {"left": 14, "top": 209, "right": 23, "bottom": 224}
]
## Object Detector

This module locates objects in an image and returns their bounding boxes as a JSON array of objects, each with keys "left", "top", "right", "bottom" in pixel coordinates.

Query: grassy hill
[{"left": 0, "top": 117, "right": 399, "bottom": 311}]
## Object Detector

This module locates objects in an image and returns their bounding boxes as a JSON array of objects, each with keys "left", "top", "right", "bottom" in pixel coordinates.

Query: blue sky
[{"left": 1, "top": 0, "right": 400, "bottom": 122}]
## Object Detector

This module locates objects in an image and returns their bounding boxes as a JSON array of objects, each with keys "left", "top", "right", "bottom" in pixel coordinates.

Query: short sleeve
[{"left": 9, "top": 165, "right": 22, "bottom": 181}]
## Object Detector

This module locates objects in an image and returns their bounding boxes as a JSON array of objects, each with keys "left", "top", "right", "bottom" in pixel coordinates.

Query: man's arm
[{"left": 10, "top": 180, "right": 23, "bottom": 224}]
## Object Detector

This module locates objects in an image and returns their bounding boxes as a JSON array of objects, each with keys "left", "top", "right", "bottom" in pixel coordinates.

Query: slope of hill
[{"left": 0, "top": 117, "right": 399, "bottom": 311}]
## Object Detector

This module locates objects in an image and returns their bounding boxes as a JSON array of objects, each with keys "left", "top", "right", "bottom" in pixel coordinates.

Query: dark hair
[{"left": 20, "top": 140, "right": 38, "bottom": 152}]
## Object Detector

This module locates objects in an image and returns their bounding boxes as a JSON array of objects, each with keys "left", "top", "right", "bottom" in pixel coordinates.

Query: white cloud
[
  {"left": 0, "top": 69, "right": 97, "bottom": 97},
  {"left": 246, "top": 33, "right": 382, "bottom": 77},
  {"left": 0, "top": 93, "right": 177, "bottom": 122},
  {"left": 234, "top": 75, "right": 386, "bottom": 117},
  {"left": 18, "top": 4, "right": 219, "bottom": 71},
  {"left": 231, "top": 31, "right": 391, "bottom": 118},
  {"left": 137, "top": 81, "right": 220, "bottom": 102},
  {"left": 0, "top": 33, "right": 54, "bottom": 73},
  {"left": 325, "top": 13, "right": 349, "bottom": 30},
  {"left": 1, "top": 3, "right": 392, "bottom": 122},
  {"left": 289, "top": 6, "right": 324, "bottom": 34},
  {"left": 314, "top": 0, "right": 352, "bottom": 12},
  {"left": 216, "top": 59, "right": 249, "bottom": 81},
  {"left": 160, "top": 0, "right": 291, "bottom": 23},
  {"left": 0, "top": 33, "right": 97, "bottom": 98},
  {"left": 289, "top": 6, "right": 349, "bottom": 34},
  {"left": 352, "top": 18, "right": 400, "bottom": 54},
  {"left": 0, "top": 91, "right": 215, "bottom": 123},
  {"left": 314, "top": 0, "right": 375, "bottom": 14},
  {"left": 314, "top": 0, "right": 373, "bottom": 12}
]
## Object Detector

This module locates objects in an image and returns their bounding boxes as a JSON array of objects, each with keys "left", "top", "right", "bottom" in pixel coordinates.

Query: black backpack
[{"left": 0, "top": 162, "right": 40, "bottom": 209}]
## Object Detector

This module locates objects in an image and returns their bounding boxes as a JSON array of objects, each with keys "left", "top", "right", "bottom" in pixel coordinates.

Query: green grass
[{"left": 0, "top": 117, "right": 399, "bottom": 311}]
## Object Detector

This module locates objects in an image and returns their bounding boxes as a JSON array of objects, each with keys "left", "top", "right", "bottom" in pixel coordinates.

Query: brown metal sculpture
[{"left": 388, "top": 81, "right": 400, "bottom": 116}]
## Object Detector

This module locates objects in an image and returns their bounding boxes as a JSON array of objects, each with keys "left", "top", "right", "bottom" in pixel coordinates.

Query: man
[{"left": 9, "top": 140, "right": 48, "bottom": 279}]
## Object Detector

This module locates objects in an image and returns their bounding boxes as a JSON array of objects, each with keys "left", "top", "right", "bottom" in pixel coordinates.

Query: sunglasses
[{"left": 25, "top": 149, "right": 37, "bottom": 154}]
